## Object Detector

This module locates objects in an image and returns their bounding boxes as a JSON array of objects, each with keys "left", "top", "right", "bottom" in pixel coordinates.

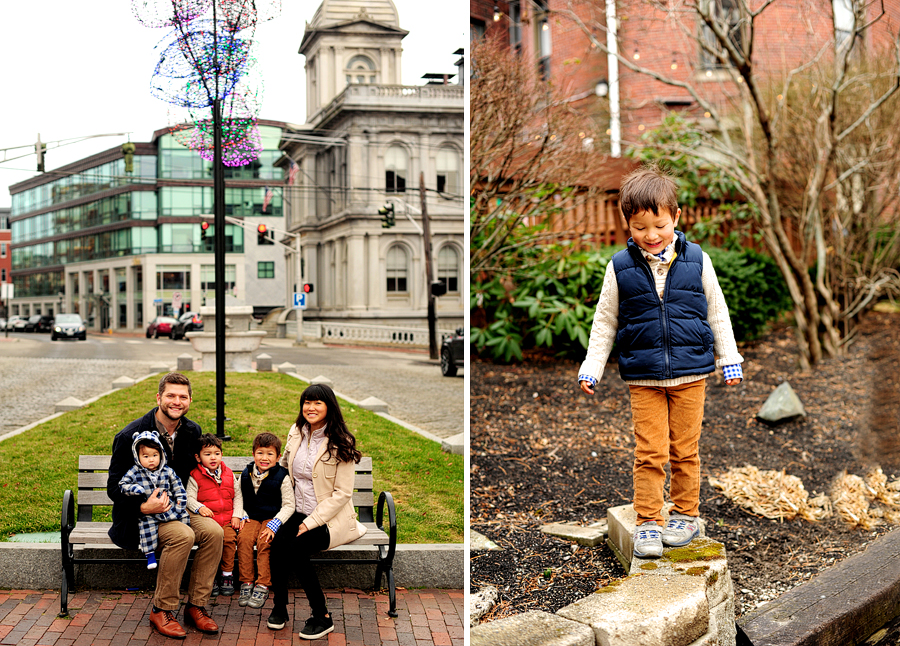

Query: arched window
[
  {"left": 385, "top": 146, "right": 407, "bottom": 193},
  {"left": 437, "top": 246, "right": 459, "bottom": 293},
  {"left": 386, "top": 245, "right": 408, "bottom": 292},
  {"left": 436, "top": 147, "right": 459, "bottom": 195},
  {"left": 345, "top": 55, "right": 377, "bottom": 85}
]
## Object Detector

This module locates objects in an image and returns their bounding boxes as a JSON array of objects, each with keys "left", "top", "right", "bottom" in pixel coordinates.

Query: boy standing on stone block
[{"left": 578, "top": 164, "right": 743, "bottom": 559}]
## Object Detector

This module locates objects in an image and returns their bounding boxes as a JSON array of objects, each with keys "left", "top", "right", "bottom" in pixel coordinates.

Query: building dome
[{"left": 308, "top": 0, "right": 400, "bottom": 29}]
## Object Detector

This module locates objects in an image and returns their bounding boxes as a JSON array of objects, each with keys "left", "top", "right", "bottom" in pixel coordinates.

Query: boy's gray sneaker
[
  {"left": 248, "top": 584, "right": 269, "bottom": 609},
  {"left": 633, "top": 521, "right": 663, "bottom": 559},
  {"left": 238, "top": 582, "right": 253, "bottom": 607},
  {"left": 662, "top": 514, "right": 701, "bottom": 547},
  {"left": 220, "top": 574, "right": 235, "bottom": 597}
]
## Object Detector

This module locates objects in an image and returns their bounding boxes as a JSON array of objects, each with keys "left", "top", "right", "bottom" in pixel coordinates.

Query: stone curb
[{"left": 0, "top": 542, "right": 463, "bottom": 590}]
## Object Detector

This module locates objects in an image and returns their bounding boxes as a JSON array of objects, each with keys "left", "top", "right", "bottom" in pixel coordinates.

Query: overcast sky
[{"left": 0, "top": 0, "right": 466, "bottom": 208}]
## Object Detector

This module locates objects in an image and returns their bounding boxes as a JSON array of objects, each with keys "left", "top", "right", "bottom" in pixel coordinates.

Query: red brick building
[{"left": 487, "top": 0, "right": 900, "bottom": 152}]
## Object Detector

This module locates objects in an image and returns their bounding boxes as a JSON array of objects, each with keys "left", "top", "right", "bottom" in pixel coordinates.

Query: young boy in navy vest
[
  {"left": 235, "top": 432, "right": 295, "bottom": 609},
  {"left": 186, "top": 434, "right": 244, "bottom": 598},
  {"left": 578, "top": 164, "right": 744, "bottom": 559}
]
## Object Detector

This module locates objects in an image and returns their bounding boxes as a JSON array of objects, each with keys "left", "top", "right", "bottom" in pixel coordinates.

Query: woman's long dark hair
[{"left": 294, "top": 383, "right": 362, "bottom": 464}]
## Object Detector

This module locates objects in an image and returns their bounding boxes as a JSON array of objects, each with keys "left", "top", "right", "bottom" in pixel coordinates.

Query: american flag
[
  {"left": 287, "top": 159, "right": 299, "bottom": 185},
  {"left": 262, "top": 186, "right": 273, "bottom": 213}
]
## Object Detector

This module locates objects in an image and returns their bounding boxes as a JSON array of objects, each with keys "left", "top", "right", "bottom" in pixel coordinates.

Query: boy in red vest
[
  {"left": 236, "top": 433, "right": 295, "bottom": 609},
  {"left": 186, "top": 434, "right": 244, "bottom": 597}
]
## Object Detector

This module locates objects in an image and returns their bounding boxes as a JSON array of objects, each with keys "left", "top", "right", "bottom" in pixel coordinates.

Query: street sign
[
  {"left": 153, "top": 298, "right": 163, "bottom": 305},
  {"left": 292, "top": 292, "right": 307, "bottom": 309},
  {"left": 172, "top": 291, "right": 182, "bottom": 310}
]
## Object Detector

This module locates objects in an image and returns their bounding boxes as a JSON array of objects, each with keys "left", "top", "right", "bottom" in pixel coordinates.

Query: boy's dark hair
[
  {"left": 619, "top": 164, "right": 679, "bottom": 223},
  {"left": 158, "top": 372, "right": 192, "bottom": 398},
  {"left": 252, "top": 432, "right": 282, "bottom": 455},
  {"left": 197, "top": 433, "right": 222, "bottom": 451},
  {"left": 135, "top": 439, "right": 161, "bottom": 456}
]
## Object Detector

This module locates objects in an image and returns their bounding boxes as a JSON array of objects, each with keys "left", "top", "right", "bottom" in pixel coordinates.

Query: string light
[
  {"left": 493, "top": 5, "right": 500, "bottom": 21},
  {"left": 633, "top": 48, "right": 640, "bottom": 60},
  {"left": 134, "top": 0, "right": 282, "bottom": 165}
]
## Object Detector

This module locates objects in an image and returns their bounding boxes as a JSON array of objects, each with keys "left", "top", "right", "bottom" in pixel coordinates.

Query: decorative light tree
[{"left": 133, "top": 0, "right": 281, "bottom": 438}]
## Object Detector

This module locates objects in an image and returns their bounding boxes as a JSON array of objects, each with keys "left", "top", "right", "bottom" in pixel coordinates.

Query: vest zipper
[{"left": 642, "top": 253, "right": 674, "bottom": 380}]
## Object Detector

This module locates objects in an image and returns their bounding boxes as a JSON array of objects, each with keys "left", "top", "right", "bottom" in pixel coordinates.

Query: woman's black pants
[{"left": 270, "top": 512, "right": 331, "bottom": 618}]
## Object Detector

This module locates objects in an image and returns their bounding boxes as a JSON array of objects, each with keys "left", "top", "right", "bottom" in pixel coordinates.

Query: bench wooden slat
[
  {"left": 79, "top": 455, "right": 374, "bottom": 472},
  {"left": 77, "top": 490, "right": 374, "bottom": 508},
  {"left": 78, "top": 473, "right": 375, "bottom": 492}
]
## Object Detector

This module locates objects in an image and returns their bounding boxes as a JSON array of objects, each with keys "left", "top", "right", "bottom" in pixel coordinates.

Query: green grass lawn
[{"left": 0, "top": 372, "right": 463, "bottom": 544}]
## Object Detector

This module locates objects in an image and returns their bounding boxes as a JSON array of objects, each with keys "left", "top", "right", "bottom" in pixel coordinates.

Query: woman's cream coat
[{"left": 280, "top": 423, "right": 367, "bottom": 549}]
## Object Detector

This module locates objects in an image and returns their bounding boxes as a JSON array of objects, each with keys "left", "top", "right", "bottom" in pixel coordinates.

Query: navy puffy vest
[
  {"left": 241, "top": 465, "right": 289, "bottom": 521},
  {"left": 612, "top": 231, "right": 716, "bottom": 381}
]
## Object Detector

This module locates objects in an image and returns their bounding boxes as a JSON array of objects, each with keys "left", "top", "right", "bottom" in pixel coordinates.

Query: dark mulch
[{"left": 470, "top": 310, "right": 900, "bottom": 622}]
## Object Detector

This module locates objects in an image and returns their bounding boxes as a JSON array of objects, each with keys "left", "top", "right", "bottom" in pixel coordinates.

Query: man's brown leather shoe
[
  {"left": 149, "top": 608, "right": 186, "bottom": 639},
  {"left": 185, "top": 605, "right": 219, "bottom": 634}
]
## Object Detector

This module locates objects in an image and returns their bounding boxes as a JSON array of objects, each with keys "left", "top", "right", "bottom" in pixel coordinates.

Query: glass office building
[{"left": 8, "top": 121, "right": 288, "bottom": 331}]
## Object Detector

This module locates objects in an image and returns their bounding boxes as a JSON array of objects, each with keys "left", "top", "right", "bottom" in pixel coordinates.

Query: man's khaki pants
[
  {"left": 628, "top": 379, "right": 706, "bottom": 526},
  {"left": 154, "top": 514, "right": 223, "bottom": 611}
]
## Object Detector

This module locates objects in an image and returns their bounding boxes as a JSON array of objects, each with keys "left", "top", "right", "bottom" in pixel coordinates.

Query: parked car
[
  {"left": 7, "top": 315, "right": 28, "bottom": 332},
  {"left": 51, "top": 313, "right": 87, "bottom": 341},
  {"left": 171, "top": 311, "right": 204, "bottom": 340},
  {"left": 146, "top": 316, "right": 178, "bottom": 339},
  {"left": 25, "top": 314, "right": 54, "bottom": 333},
  {"left": 440, "top": 327, "right": 465, "bottom": 377},
  {"left": 0, "top": 318, "right": 5, "bottom": 331}
]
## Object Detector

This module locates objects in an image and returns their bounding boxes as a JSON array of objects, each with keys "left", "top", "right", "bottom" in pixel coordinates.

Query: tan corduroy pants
[
  {"left": 628, "top": 379, "right": 706, "bottom": 525},
  {"left": 236, "top": 519, "right": 274, "bottom": 587},
  {"left": 154, "top": 514, "right": 223, "bottom": 611}
]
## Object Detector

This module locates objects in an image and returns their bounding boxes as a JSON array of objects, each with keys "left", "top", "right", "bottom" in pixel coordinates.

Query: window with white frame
[
  {"left": 436, "top": 147, "right": 459, "bottom": 195},
  {"left": 437, "top": 246, "right": 460, "bottom": 293},
  {"left": 386, "top": 245, "right": 408, "bottom": 293},
  {"left": 385, "top": 146, "right": 408, "bottom": 193},
  {"left": 346, "top": 55, "right": 377, "bottom": 85},
  {"left": 0, "top": 242, "right": 5, "bottom": 258}
]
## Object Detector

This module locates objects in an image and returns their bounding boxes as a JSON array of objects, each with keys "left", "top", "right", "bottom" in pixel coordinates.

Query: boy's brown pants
[
  {"left": 628, "top": 379, "right": 706, "bottom": 526},
  {"left": 237, "top": 519, "right": 274, "bottom": 586}
]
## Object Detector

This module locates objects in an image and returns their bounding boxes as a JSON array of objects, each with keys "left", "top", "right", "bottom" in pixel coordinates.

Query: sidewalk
[{"left": 0, "top": 588, "right": 464, "bottom": 646}]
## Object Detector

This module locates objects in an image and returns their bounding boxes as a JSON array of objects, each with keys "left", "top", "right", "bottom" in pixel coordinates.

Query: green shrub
[
  {"left": 703, "top": 246, "right": 793, "bottom": 342},
  {"left": 472, "top": 241, "right": 792, "bottom": 362}
]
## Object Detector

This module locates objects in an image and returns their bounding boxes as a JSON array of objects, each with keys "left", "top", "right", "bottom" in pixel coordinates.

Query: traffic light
[
  {"left": 303, "top": 283, "right": 314, "bottom": 294},
  {"left": 122, "top": 142, "right": 136, "bottom": 174},
  {"left": 378, "top": 203, "right": 395, "bottom": 228},
  {"left": 35, "top": 136, "right": 47, "bottom": 173},
  {"left": 257, "top": 223, "right": 273, "bottom": 245},
  {"left": 200, "top": 221, "right": 210, "bottom": 238}
]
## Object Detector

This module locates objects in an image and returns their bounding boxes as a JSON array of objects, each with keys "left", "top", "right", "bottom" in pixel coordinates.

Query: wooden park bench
[{"left": 60, "top": 455, "right": 397, "bottom": 618}]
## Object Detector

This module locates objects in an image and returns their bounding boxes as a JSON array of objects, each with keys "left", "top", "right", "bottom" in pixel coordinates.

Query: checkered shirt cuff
[
  {"left": 578, "top": 374, "right": 596, "bottom": 386},
  {"left": 723, "top": 364, "right": 743, "bottom": 381},
  {"left": 266, "top": 518, "right": 282, "bottom": 533}
]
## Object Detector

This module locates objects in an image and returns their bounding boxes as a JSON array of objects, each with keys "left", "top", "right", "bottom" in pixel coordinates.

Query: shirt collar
[{"left": 642, "top": 242, "right": 676, "bottom": 264}]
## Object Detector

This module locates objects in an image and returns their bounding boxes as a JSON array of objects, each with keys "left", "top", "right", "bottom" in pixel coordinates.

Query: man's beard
[{"left": 160, "top": 404, "right": 186, "bottom": 421}]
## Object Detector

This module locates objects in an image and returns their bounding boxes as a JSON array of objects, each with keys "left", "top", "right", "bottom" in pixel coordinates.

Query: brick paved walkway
[{"left": 0, "top": 588, "right": 464, "bottom": 646}]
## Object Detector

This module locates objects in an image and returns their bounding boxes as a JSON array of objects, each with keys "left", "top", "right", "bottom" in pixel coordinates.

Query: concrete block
[
  {"left": 441, "top": 432, "right": 464, "bottom": 455},
  {"left": 541, "top": 521, "right": 608, "bottom": 547},
  {"left": 707, "top": 593, "right": 736, "bottom": 646},
  {"left": 471, "top": 531, "right": 502, "bottom": 551},
  {"left": 472, "top": 610, "right": 594, "bottom": 646},
  {"left": 111, "top": 376, "right": 135, "bottom": 390},
  {"left": 310, "top": 375, "right": 334, "bottom": 387},
  {"left": 608, "top": 503, "right": 706, "bottom": 573},
  {"left": 758, "top": 381, "right": 806, "bottom": 423},
  {"left": 149, "top": 363, "right": 170, "bottom": 374},
  {"left": 632, "top": 537, "right": 731, "bottom": 609},
  {"left": 469, "top": 586, "right": 499, "bottom": 627},
  {"left": 360, "top": 397, "right": 389, "bottom": 413},
  {"left": 176, "top": 353, "right": 194, "bottom": 371},
  {"left": 55, "top": 397, "right": 84, "bottom": 413},
  {"left": 276, "top": 361, "right": 297, "bottom": 374},
  {"left": 255, "top": 353, "right": 273, "bottom": 372},
  {"left": 558, "top": 574, "right": 710, "bottom": 646}
]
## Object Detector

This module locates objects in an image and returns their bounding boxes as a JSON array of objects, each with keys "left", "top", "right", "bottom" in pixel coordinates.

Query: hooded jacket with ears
[
  {"left": 107, "top": 408, "right": 201, "bottom": 550},
  {"left": 280, "top": 423, "right": 367, "bottom": 549},
  {"left": 117, "top": 429, "right": 189, "bottom": 525}
]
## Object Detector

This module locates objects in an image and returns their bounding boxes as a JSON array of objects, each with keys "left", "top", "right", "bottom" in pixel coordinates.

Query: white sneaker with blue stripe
[
  {"left": 633, "top": 521, "right": 664, "bottom": 559},
  {"left": 662, "top": 513, "right": 701, "bottom": 547}
]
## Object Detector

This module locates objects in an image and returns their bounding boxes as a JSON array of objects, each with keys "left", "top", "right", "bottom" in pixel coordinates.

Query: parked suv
[
  {"left": 25, "top": 314, "right": 54, "bottom": 333},
  {"left": 440, "top": 328, "right": 465, "bottom": 377},
  {"left": 171, "top": 311, "right": 203, "bottom": 340}
]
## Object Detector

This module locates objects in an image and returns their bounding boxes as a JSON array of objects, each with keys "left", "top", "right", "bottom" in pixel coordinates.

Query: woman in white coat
[{"left": 267, "top": 383, "right": 367, "bottom": 640}]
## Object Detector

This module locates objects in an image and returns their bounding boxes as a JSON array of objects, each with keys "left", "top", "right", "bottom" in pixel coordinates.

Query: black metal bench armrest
[{"left": 376, "top": 491, "right": 397, "bottom": 562}]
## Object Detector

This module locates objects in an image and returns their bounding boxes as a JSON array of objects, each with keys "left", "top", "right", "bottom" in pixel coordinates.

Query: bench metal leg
[{"left": 60, "top": 490, "right": 76, "bottom": 617}]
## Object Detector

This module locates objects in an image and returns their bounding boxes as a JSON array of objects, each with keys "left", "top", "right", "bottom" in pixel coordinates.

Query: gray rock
[
  {"left": 469, "top": 586, "right": 499, "bottom": 627},
  {"left": 471, "top": 531, "right": 501, "bottom": 551},
  {"left": 540, "top": 521, "right": 608, "bottom": 547},
  {"left": 471, "top": 610, "right": 594, "bottom": 645},
  {"left": 757, "top": 381, "right": 806, "bottom": 423}
]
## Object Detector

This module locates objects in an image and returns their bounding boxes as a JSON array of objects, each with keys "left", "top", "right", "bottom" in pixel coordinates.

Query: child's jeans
[
  {"left": 236, "top": 518, "right": 274, "bottom": 586},
  {"left": 628, "top": 379, "right": 706, "bottom": 525}
]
